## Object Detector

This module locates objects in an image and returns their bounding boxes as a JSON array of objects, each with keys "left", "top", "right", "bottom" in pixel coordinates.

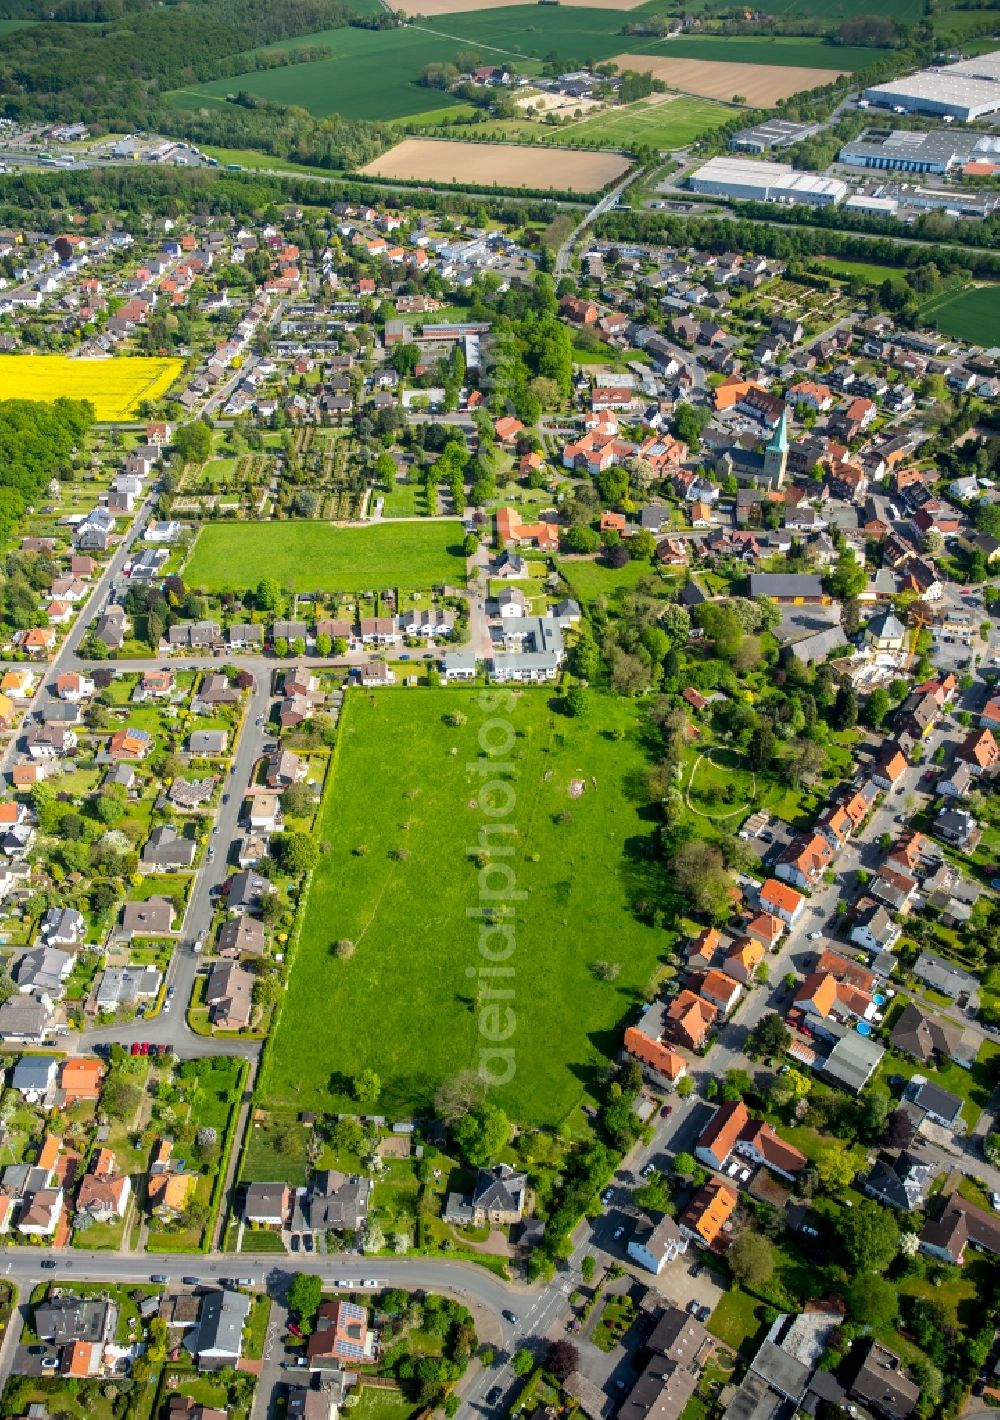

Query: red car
[
  {"left": 139, "top": 1041, "right": 150, "bottom": 1056},
  {"left": 288, "top": 1322, "right": 302, "bottom": 1339},
  {"left": 130, "top": 1042, "right": 140, "bottom": 1057}
]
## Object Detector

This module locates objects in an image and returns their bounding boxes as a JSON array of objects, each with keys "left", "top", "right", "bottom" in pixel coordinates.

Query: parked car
[
  {"left": 660, "top": 1104, "right": 672, "bottom": 1119},
  {"left": 502, "top": 1310, "right": 519, "bottom": 1325},
  {"left": 288, "top": 1322, "right": 302, "bottom": 1338}
]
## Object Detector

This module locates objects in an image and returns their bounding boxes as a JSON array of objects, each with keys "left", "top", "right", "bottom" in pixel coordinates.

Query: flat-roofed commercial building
[
  {"left": 689, "top": 156, "right": 846, "bottom": 205},
  {"left": 864, "top": 50, "right": 1000, "bottom": 122}
]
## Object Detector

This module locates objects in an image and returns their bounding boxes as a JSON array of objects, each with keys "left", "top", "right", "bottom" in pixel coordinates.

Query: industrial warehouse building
[
  {"left": 689, "top": 156, "right": 847, "bottom": 206},
  {"left": 729, "top": 119, "right": 819, "bottom": 153},
  {"left": 864, "top": 49, "right": 1000, "bottom": 122},
  {"left": 839, "top": 126, "right": 1000, "bottom": 174}
]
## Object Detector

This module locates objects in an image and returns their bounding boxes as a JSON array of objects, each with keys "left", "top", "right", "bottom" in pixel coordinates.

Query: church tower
[{"left": 763, "top": 407, "right": 789, "bottom": 488}]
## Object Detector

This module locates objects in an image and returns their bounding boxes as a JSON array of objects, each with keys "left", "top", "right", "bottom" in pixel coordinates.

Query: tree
[
  {"left": 287, "top": 1272, "right": 322, "bottom": 1326},
  {"left": 513, "top": 1349, "right": 533, "bottom": 1376},
  {"left": 255, "top": 575, "right": 282, "bottom": 611},
  {"left": 353, "top": 1069, "right": 381, "bottom": 1105},
  {"left": 673, "top": 1151, "right": 696, "bottom": 1177},
  {"left": 830, "top": 550, "right": 866, "bottom": 600},
  {"left": 837, "top": 1199, "right": 899, "bottom": 1274},
  {"left": 581, "top": 1255, "right": 596, "bottom": 1283},
  {"left": 671, "top": 838, "right": 731, "bottom": 919},
  {"left": 563, "top": 525, "right": 600, "bottom": 554},
  {"left": 564, "top": 686, "right": 588, "bottom": 719},
  {"left": 846, "top": 1274, "right": 898, "bottom": 1330},
  {"left": 462, "top": 532, "right": 478, "bottom": 557},
  {"left": 815, "top": 1141, "right": 857, "bottom": 1192},
  {"left": 748, "top": 724, "right": 776, "bottom": 772},
  {"left": 174, "top": 420, "right": 212, "bottom": 464},
  {"left": 728, "top": 1231, "right": 774, "bottom": 1290},
  {"left": 749, "top": 1013, "right": 790, "bottom": 1058},
  {"left": 453, "top": 1103, "right": 511, "bottom": 1166},
  {"left": 272, "top": 832, "right": 318, "bottom": 876},
  {"left": 546, "top": 1340, "right": 579, "bottom": 1382},
  {"left": 434, "top": 1071, "right": 486, "bottom": 1124},
  {"left": 831, "top": 683, "right": 858, "bottom": 731},
  {"left": 984, "top": 1131, "right": 1000, "bottom": 1166},
  {"left": 867, "top": 687, "right": 891, "bottom": 729}
]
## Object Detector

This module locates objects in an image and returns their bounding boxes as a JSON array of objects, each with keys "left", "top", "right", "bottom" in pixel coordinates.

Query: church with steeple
[
  {"left": 762, "top": 408, "right": 789, "bottom": 488},
  {"left": 715, "top": 404, "right": 789, "bottom": 491}
]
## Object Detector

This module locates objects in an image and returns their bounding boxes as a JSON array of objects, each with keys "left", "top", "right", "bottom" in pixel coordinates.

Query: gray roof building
[{"left": 184, "top": 1288, "right": 251, "bottom": 1368}]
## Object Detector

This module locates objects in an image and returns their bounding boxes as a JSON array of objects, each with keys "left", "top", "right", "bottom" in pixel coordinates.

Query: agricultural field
[
  {"left": 398, "top": 0, "right": 646, "bottom": 10},
  {"left": 184, "top": 520, "right": 467, "bottom": 593},
  {"left": 165, "top": 13, "right": 876, "bottom": 122},
  {"left": 616, "top": 34, "right": 880, "bottom": 68},
  {"left": 918, "top": 283, "right": 1000, "bottom": 346},
  {"left": 361, "top": 138, "right": 631, "bottom": 190},
  {"left": 610, "top": 51, "right": 850, "bottom": 104},
  {"left": 259, "top": 689, "right": 666, "bottom": 1125},
  {"left": 166, "top": 25, "right": 478, "bottom": 122},
  {"left": 681, "top": 0, "right": 922, "bottom": 15},
  {"left": 537, "top": 92, "right": 732, "bottom": 150},
  {"left": 0, "top": 355, "right": 182, "bottom": 420}
]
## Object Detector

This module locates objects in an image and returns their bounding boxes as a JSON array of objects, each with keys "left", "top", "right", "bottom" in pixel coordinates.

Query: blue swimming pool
[
  {"left": 856, "top": 1021, "right": 872, "bottom": 1037},
  {"left": 873, "top": 993, "right": 886, "bottom": 1006}
]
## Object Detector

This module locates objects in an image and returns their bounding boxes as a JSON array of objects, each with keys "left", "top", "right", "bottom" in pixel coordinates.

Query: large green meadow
[
  {"left": 258, "top": 688, "right": 667, "bottom": 1126},
  {"left": 918, "top": 284, "right": 1000, "bottom": 347},
  {"left": 184, "top": 520, "right": 467, "bottom": 593}
]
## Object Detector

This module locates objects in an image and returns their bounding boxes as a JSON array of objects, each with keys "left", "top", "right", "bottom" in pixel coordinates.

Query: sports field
[
  {"left": 361, "top": 137, "right": 630, "bottom": 189},
  {"left": 259, "top": 689, "right": 665, "bottom": 1124},
  {"left": 918, "top": 284, "right": 1000, "bottom": 346},
  {"left": 611, "top": 53, "right": 849, "bottom": 104},
  {"left": 0, "top": 355, "right": 182, "bottom": 420},
  {"left": 184, "top": 520, "right": 467, "bottom": 593},
  {"left": 539, "top": 92, "right": 732, "bottom": 148}
]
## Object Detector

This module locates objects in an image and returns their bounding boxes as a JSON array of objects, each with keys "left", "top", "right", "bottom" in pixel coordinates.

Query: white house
[{"left": 627, "top": 1214, "right": 688, "bottom": 1275}]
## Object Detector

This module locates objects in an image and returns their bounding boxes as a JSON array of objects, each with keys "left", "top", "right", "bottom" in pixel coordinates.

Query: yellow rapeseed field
[{"left": 0, "top": 355, "right": 183, "bottom": 420}]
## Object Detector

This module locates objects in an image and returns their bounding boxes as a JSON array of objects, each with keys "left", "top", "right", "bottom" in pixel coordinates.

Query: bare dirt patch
[
  {"left": 609, "top": 54, "right": 848, "bottom": 106},
  {"left": 361, "top": 138, "right": 631, "bottom": 192},
  {"left": 396, "top": 0, "right": 645, "bottom": 13}
]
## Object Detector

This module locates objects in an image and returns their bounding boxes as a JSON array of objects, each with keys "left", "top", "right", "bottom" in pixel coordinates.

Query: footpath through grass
[
  {"left": 184, "top": 519, "right": 467, "bottom": 593},
  {"left": 259, "top": 687, "right": 667, "bottom": 1126}
]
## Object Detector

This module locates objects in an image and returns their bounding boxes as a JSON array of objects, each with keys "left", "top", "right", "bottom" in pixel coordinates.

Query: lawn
[
  {"left": 0, "top": 355, "right": 182, "bottom": 420},
  {"left": 539, "top": 93, "right": 732, "bottom": 150},
  {"left": 708, "top": 1288, "right": 767, "bottom": 1358},
  {"left": 810, "top": 258, "right": 909, "bottom": 290},
  {"left": 259, "top": 688, "right": 667, "bottom": 1126},
  {"left": 918, "top": 283, "right": 1000, "bottom": 346},
  {"left": 557, "top": 554, "right": 670, "bottom": 603},
  {"left": 351, "top": 1388, "right": 422, "bottom": 1420},
  {"left": 184, "top": 520, "right": 467, "bottom": 594}
]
